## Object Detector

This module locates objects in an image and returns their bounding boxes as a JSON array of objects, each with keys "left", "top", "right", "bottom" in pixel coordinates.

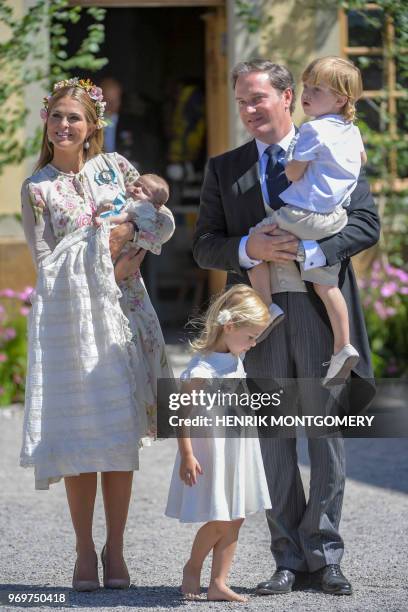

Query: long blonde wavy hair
[
  {"left": 190, "top": 284, "right": 271, "bottom": 353},
  {"left": 35, "top": 85, "right": 104, "bottom": 172},
  {"left": 302, "top": 56, "right": 363, "bottom": 122}
]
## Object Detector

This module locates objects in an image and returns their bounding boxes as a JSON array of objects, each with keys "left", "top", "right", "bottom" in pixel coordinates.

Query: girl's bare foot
[
  {"left": 181, "top": 561, "right": 202, "bottom": 599},
  {"left": 207, "top": 582, "right": 248, "bottom": 602}
]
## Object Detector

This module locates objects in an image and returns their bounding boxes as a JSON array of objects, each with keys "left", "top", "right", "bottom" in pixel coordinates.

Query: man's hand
[
  {"left": 247, "top": 224, "right": 299, "bottom": 263},
  {"left": 109, "top": 221, "right": 135, "bottom": 260}
]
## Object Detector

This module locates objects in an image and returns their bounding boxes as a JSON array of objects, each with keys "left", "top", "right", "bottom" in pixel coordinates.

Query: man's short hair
[{"left": 231, "top": 59, "right": 296, "bottom": 114}]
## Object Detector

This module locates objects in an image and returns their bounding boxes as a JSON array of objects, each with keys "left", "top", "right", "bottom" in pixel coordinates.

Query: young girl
[
  {"left": 248, "top": 56, "right": 365, "bottom": 386},
  {"left": 165, "top": 285, "right": 272, "bottom": 602}
]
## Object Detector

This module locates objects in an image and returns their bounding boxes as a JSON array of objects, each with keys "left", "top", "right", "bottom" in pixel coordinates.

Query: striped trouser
[{"left": 245, "top": 291, "right": 346, "bottom": 572}]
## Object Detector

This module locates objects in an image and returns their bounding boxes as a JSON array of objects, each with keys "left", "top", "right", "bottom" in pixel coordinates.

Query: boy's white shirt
[
  {"left": 280, "top": 114, "right": 364, "bottom": 212},
  {"left": 239, "top": 125, "right": 326, "bottom": 271}
]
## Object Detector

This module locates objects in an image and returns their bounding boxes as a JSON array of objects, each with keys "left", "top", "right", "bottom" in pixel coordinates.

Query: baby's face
[
  {"left": 132, "top": 178, "right": 154, "bottom": 202},
  {"left": 133, "top": 177, "right": 169, "bottom": 207}
]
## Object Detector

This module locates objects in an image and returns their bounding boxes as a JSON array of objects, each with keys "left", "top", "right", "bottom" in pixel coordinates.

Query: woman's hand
[
  {"left": 114, "top": 247, "right": 146, "bottom": 282},
  {"left": 109, "top": 222, "right": 135, "bottom": 260},
  {"left": 179, "top": 453, "right": 203, "bottom": 486}
]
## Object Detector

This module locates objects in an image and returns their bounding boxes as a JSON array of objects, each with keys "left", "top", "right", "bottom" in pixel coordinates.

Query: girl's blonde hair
[
  {"left": 302, "top": 56, "right": 363, "bottom": 122},
  {"left": 35, "top": 86, "right": 104, "bottom": 172},
  {"left": 190, "top": 284, "right": 271, "bottom": 353}
]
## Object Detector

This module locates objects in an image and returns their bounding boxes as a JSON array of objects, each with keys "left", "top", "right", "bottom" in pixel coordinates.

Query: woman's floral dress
[{"left": 21, "top": 153, "right": 174, "bottom": 488}]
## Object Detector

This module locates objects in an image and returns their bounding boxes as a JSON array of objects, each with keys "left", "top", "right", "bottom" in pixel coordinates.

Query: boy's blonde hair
[
  {"left": 302, "top": 56, "right": 363, "bottom": 122},
  {"left": 190, "top": 284, "right": 271, "bottom": 353}
]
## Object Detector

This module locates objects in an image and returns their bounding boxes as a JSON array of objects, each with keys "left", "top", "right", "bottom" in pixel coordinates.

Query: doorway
[{"left": 67, "top": 2, "right": 228, "bottom": 328}]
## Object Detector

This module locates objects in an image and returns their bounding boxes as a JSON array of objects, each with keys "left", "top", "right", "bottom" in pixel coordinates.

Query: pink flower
[
  {"left": 20, "top": 306, "right": 30, "bottom": 316},
  {"left": 0, "top": 353, "right": 7, "bottom": 362},
  {"left": 90, "top": 86, "right": 104, "bottom": 101},
  {"left": 385, "top": 307, "right": 396, "bottom": 316},
  {"left": 17, "top": 286, "right": 34, "bottom": 302},
  {"left": 0, "top": 288, "right": 16, "bottom": 298},
  {"left": 394, "top": 269, "right": 408, "bottom": 283},
  {"left": 380, "top": 282, "right": 398, "bottom": 297},
  {"left": 374, "top": 300, "right": 387, "bottom": 320},
  {"left": 40, "top": 108, "right": 48, "bottom": 123},
  {"left": 77, "top": 214, "right": 92, "bottom": 228},
  {"left": 4, "top": 328, "right": 16, "bottom": 340},
  {"left": 400, "top": 287, "right": 408, "bottom": 295}
]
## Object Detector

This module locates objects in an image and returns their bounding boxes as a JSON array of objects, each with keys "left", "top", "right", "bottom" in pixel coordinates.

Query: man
[
  {"left": 192, "top": 60, "right": 379, "bottom": 596},
  {"left": 101, "top": 77, "right": 160, "bottom": 173}
]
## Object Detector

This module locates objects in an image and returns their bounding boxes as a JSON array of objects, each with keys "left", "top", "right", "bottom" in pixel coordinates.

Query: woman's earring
[{"left": 83, "top": 140, "right": 90, "bottom": 150}]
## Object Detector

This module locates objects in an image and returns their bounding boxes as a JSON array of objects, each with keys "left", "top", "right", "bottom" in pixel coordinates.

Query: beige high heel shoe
[
  {"left": 72, "top": 551, "right": 100, "bottom": 592},
  {"left": 101, "top": 545, "right": 130, "bottom": 589}
]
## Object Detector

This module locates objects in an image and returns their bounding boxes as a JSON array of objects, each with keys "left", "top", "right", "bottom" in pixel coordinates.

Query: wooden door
[{"left": 203, "top": 5, "right": 228, "bottom": 293}]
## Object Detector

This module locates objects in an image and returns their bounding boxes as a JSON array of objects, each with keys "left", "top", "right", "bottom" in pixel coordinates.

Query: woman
[{"left": 20, "top": 78, "right": 174, "bottom": 591}]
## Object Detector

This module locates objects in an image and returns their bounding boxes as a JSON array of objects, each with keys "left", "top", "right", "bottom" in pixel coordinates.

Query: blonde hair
[
  {"left": 302, "top": 56, "right": 363, "bottom": 122},
  {"left": 35, "top": 85, "right": 104, "bottom": 172},
  {"left": 190, "top": 284, "right": 271, "bottom": 353}
]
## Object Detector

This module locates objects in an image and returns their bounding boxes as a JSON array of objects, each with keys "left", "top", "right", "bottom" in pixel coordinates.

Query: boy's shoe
[
  {"left": 256, "top": 304, "right": 285, "bottom": 344},
  {"left": 322, "top": 344, "right": 359, "bottom": 387}
]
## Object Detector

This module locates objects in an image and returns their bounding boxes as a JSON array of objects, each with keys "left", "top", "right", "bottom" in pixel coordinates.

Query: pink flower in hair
[
  {"left": 40, "top": 108, "right": 48, "bottom": 123},
  {"left": 90, "top": 86, "right": 104, "bottom": 101}
]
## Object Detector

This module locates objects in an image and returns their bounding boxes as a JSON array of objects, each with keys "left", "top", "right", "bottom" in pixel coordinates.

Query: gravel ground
[{"left": 0, "top": 345, "right": 407, "bottom": 612}]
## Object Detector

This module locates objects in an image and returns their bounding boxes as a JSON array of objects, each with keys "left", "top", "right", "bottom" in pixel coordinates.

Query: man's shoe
[
  {"left": 256, "top": 568, "right": 296, "bottom": 595},
  {"left": 312, "top": 564, "right": 352, "bottom": 595}
]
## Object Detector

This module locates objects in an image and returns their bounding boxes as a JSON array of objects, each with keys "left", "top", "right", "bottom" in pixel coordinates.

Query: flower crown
[{"left": 40, "top": 77, "right": 107, "bottom": 129}]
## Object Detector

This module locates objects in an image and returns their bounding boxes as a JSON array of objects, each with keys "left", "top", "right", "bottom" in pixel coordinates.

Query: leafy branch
[{"left": 0, "top": 0, "right": 107, "bottom": 174}]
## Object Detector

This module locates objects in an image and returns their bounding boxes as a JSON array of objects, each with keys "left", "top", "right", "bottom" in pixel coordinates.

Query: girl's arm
[
  {"left": 285, "top": 159, "right": 309, "bottom": 182},
  {"left": 177, "top": 378, "right": 204, "bottom": 486}
]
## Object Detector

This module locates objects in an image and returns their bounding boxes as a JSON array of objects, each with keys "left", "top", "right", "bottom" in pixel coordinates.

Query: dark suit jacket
[{"left": 193, "top": 139, "right": 381, "bottom": 413}]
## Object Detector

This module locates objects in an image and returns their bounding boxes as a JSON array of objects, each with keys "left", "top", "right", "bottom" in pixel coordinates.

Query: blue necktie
[{"left": 265, "top": 144, "right": 289, "bottom": 210}]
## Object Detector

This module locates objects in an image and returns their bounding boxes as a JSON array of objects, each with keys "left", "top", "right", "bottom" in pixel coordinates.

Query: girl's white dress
[
  {"left": 165, "top": 351, "right": 271, "bottom": 522},
  {"left": 20, "top": 153, "right": 174, "bottom": 489}
]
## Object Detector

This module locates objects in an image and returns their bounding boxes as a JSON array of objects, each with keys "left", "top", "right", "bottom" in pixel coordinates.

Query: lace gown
[{"left": 21, "top": 153, "right": 174, "bottom": 489}]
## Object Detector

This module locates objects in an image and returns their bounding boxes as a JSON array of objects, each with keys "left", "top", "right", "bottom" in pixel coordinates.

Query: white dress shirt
[
  {"left": 280, "top": 114, "right": 363, "bottom": 212},
  {"left": 238, "top": 126, "right": 326, "bottom": 271}
]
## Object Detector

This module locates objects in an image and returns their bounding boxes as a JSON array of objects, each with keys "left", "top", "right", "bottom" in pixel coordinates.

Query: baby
[{"left": 95, "top": 173, "right": 174, "bottom": 255}]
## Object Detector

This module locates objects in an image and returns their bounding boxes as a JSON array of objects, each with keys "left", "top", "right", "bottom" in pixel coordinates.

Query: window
[{"left": 340, "top": 3, "right": 408, "bottom": 191}]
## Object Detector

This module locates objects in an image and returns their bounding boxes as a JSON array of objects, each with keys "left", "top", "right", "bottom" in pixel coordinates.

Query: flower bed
[
  {"left": 0, "top": 287, "right": 32, "bottom": 406},
  {"left": 359, "top": 262, "right": 408, "bottom": 377}
]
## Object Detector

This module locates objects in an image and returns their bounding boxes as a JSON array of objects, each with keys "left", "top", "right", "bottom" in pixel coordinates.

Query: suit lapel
[{"left": 233, "top": 140, "right": 265, "bottom": 226}]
